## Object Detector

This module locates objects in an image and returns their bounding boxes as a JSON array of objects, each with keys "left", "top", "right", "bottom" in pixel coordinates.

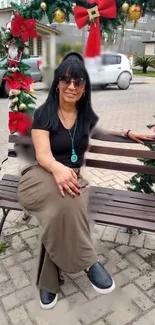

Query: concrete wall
[{"left": 145, "top": 43, "right": 155, "bottom": 56}]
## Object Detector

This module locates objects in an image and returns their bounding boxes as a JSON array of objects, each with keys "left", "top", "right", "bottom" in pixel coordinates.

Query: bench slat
[
  {"left": 90, "top": 199, "right": 155, "bottom": 214},
  {"left": 89, "top": 186, "right": 155, "bottom": 201},
  {"left": 86, "top": 159, "right": 155, "bottom": 175},
  {"left": 0, "top": 191, "right": 17, "bottom": 202},
  {"left": 0, "top": 200, "right": 22, "bottom": 210},
  {"left": 2, "top": 174, "right": 19, "bottom": 182},
  {"left": 0, "top": 180, "right": 19, "bottom": 188},
  {"left": 89, "top": 145, "right": 155, "bottom": 159},
  {"left": 0, "top": 186, "right": 17, "bottom": 193},
  {"left": 92, "top": 213, "right": 155, "bottom": 232}
]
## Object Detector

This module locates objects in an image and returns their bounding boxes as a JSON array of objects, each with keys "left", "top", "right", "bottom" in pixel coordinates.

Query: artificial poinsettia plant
[{"left": 0, "top": 0, "right": 154, "bottom": 136}]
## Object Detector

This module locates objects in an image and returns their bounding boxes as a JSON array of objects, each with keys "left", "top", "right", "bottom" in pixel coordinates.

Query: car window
[{"left": 102, "top": 54, "right": 121, "bottom": 65}]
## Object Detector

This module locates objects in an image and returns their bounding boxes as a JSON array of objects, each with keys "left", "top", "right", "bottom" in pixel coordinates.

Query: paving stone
[
  {"left": 132, "top": 308, "right": 155, "bottom": 325},
  {"left": 3, "top": 225, "right": 28, "bottom": 237},
  {"left": 8, "top": 306, "right": 33, "bottom": 325},
  {"left": 114, "top": 267, "right": 141, "bottom": 287},
  {"left": 0, "top": 271, "right": 8, "bottom": 283},
  {"left": 147, "top": 288, "right": 155, "bottom": 302},
  {"left": 20, "top": 228, "right": 39, "bottom": 240},
  {"left": 116, "top": 245, "right": 135, "bottom": 255},
  {"left": 137, "top": 248, "right": 153, "bottom": 259},
  {"left": 105, "top": 300, "right": 140, "bottom": 325},
  {"left": 126, "top": 252, "right": 151, "bottom": 271},
  {"left": 2, "top": 256, "right": 16, "bottom": 268},
  {"left": 115, "top": 232, "right": 130, "bottom": 245},
  {"left": 2, "top": 286, "right": 34, "bottom": 311},
  {"left": 16, "top": 250, "right": 32, "bottom": 262},
  {"left": 66, "top": 292, "right": 87, "bottom": 307},
  {"left": 61, "top": 280, "right": 78, "bottom": 296},
  {"left": 67, "top": 271, "right": 85, "bottom": 280},
  {"left": 122, "top": 283, "right": 154, "bottom": 311},
  {"left": 75, "top": 275, "right": 100, "bottom": 299},
  {"left": 129, "top": 233, "right": 146, "bottom": 248},
  {"left": 79, "top": 295, "right": 112, "bottom": 325},
  {"left": 0, "top": 306, "right": 8, "bottom": 325},
  {"left": 101, "top": 227, "right": 118, "bottom": 242},
  {"left": 8, "top": 265, "right": 30, "bottom": 290},
  {"left": 135, "top": 271, "right": 155, "bottom": 291},
  {"left": 0, "top": 280, "right": 14, "bottom": 297},
  {"left": 24, "top": 236, "right": 38, "bottom": 250},
  {"left": 11, "top": 235, "right": 26, "bottom": 252},
  {"left": 144, "top": 234, "right": 155, "bottom": 249},
  {"left": 94, "top": 321, "right": 106, "bottom": 325},
  {"left": 107, "top": 249, "right": 128, "bottom": 270},
  {"left": 21, "top": 258, "right": 36, "bottom": 272}
]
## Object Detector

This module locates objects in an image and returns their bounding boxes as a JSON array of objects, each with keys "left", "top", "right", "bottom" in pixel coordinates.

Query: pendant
[{"left": 71, "top": 149, "right": 78, "bottom": 163}]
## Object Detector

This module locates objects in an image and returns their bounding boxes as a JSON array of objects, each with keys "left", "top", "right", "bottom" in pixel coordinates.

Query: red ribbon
[{"left": 74, "top": 0, "right": 116, "bottom": 57}]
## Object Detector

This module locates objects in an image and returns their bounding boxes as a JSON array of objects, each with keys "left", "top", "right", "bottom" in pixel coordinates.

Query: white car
[{"left": 85, "top": 52, "right": 133, "bottom": 90}]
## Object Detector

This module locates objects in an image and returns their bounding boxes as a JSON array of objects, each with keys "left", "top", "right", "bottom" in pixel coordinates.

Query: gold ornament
[
  {"left": 53, "top": 9, "right": 66, "bottom": 23},
  {"left": 122, "top": 2, "right": 129, "bottom": 12},
  {"left": 29, "top": 88, "right": 35, "bottom": 94},
  {"left": 128, "top": 4, "right": 143, "bottom": 21},
  {"left": 40, "top": 2, "right": 47, "bottom": 11},
  {"left": 19, "top": 103, "right": 26, "bottom": 111}
]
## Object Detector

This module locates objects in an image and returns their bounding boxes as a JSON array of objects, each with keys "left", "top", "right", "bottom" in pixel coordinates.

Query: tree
[{"left": 134, "top": 56, "right": 155, "bottom": 74}]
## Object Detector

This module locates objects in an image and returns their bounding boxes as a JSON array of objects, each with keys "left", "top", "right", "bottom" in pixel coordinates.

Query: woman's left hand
[{"left": 127, "top": 131, "right": 155, "bottom": 144}]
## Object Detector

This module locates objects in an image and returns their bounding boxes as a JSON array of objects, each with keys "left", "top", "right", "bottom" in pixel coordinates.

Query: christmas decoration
[
  {"left": 74, "top": 0, "right": 116, "bottom": 57},
  {"left": 4, "top": 72, "right": 34, "bottom": 91},
  {"left": 128, "top": 4, "right": 143, "bottom": 21},
  {"left": 53, "top": 9, "right": 66, "bottom": 23},
  {"left": 11, "top": 13, "right": 38, "bottom": 43},
  {"left": 19, "top": 103, "right": 26, "bottom": 110},
  {"left": 122, "top": 2, "right": 129, "bottom": 12},
  {"left": 0, "top": 0, "right": 154, "bottom": 136},
  {"left": 9, "top": 111, "right": 32, "bottom": 135},
  {"left": 40, "top": 2, "right": 47, "bottom": 11}
]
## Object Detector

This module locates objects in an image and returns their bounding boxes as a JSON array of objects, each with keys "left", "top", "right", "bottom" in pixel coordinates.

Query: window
[
  {"left": 37, "top": 37, "right": 42, "bottom": 56},
  {"left": 28, "top": 38, "right": 33, "bottom": 55},
  {"left": 130, "top": 34, "right": 141, "bottom": 40},
  {"left": 102, "top": 54, "right": 121, "bottom": 65},
  {"left": 138, "top": 15, "right": 148, "bottom": 23}
]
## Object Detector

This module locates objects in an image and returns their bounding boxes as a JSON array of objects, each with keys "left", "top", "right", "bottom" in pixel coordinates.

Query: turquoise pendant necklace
[{"left": 60, "top": 110, "right": 78, "bottom": 164}]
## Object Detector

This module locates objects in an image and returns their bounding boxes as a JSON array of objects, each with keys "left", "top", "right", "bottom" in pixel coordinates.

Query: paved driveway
[{"left": 0, "top": 84, "right": 155, "bottom": 325}]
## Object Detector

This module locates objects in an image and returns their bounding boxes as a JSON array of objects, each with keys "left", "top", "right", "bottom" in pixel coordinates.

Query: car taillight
[{"left": 37, "top": 59, "right": 42, "bottom": 70}]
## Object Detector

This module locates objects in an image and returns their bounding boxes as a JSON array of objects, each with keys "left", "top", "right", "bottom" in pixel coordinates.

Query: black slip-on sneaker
[
  {"left": 85, "top": 262, "right": 115, "bottom": 294},
  {"left": 40, "top": 290, "right": 58, "bottom": 310}
]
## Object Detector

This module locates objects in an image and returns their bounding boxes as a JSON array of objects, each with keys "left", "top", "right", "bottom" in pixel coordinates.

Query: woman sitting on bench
[{"left": 9, "top": 52, "right": 155, "bottom": 310}]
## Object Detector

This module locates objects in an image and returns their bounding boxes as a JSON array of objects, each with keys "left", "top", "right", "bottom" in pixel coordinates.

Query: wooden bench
[{"left": 0, "top": 134, "right": 155, "bottom": 237}]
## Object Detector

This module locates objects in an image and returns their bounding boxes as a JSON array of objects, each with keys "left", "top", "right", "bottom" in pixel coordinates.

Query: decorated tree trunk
[{"left": 0, "top": 0, "right": 154, "bottom": 136}]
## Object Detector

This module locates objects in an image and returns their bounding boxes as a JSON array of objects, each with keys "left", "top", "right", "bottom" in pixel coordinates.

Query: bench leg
[{"left": 0, "top": 209, "right": 9, "bottom": 237}]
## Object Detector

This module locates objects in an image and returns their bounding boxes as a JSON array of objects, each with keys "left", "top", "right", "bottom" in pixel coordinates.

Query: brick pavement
[{"left": 0, "top": 84, "right": 155, "bottom": 325}]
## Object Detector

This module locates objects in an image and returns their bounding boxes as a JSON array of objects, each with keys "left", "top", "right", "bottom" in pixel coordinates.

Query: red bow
[{"left": 74, "top": 0, "right": 116, "bottom": 57}]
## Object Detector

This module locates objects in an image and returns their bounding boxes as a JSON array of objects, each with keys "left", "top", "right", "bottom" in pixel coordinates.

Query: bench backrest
[{"left": 9, "top": 134, "right": 155, "bottom": 175}]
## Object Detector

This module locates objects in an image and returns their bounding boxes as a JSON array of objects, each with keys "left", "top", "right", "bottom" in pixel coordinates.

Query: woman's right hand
[{"left": 51, "top": 161, "right": 80, "bottom": 197}]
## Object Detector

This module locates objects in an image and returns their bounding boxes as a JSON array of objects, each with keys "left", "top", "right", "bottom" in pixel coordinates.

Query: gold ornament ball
[
  {"left": 122, "top": 2, "right": 129, "bottom": 12},
  {"left": 40, "top": 2, "right": 47, "bottom": 11},
  {"left": 53, "top": 9, "right": 66, "bottom": 23},
  {"left": 29, "top": 88, "right": 35, "bottom": 94},
  {"left": 128, "top": 5, "right": 143, "bottom": 21},
  {"left": 19, "top": 103, "right": 26, "bottom": 111}
]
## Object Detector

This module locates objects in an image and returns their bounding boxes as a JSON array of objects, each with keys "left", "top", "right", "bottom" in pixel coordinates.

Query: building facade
[{"left": 0, "top": 1, "right": 155, "bottom": 57}]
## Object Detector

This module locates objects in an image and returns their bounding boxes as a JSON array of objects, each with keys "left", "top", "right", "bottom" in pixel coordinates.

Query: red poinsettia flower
[
  {"left": 11, "top": 13, "right": 38, "bottom": 43},
  {"left": 4, "top": 72, "right": 34, "bottom": 91},
  {"left": 9, "top": 111, "right": 32, "bottom": 135}
]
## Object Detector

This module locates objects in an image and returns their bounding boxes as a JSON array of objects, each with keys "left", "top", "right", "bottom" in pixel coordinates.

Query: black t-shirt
[{"left": 32, "top": 108, "right": 99, "bottom": 168}]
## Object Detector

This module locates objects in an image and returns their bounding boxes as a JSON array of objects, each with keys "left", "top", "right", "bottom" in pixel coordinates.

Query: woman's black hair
[{"left": 35, "top": 52, "right": 94, "bottom": 132}]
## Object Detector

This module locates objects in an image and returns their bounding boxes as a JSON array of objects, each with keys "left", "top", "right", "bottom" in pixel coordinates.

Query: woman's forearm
[{"left": 91, "top": 126, "right": 128, "bottom": 139}]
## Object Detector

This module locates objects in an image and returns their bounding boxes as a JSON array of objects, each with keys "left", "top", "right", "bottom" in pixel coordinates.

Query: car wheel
[
  {"left": 117, "top": 72, "right": 131, "bottom": 90},
  {"left": 101, "top": 84, "right": 108, "bottom": 90},
  {"left": 2, "top": 80, "right": 9, "bottom": 98}
]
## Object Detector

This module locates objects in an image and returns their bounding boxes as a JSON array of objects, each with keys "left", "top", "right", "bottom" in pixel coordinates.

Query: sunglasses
[{"left": 59, "top": 76, "right": 86, "bottom": 88}]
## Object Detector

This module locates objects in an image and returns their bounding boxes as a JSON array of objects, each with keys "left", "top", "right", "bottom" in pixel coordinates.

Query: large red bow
[{"left": 74, "top": 0, "right": 116, "bottom": 57}]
